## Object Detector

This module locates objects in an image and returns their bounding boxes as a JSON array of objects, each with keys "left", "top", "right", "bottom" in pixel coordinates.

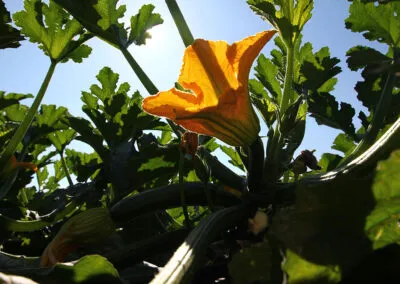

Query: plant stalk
[
  {"left": 120, "top": 47, "right": 182, "bottom": 138},
  {"left": 0, "top": 61, "right": 56, "bottom": 176},
  {"left": 179, "top": 150, "right": 191, "bottom": 228},
  {"left": 165, "top": 0, "right": 195, "bottom": 47},
  {"left": 280, "top": 44, "right": 295, "bottom": 114},
  {"left": 120, "top": 47, "right": 158, "bottom": 95},
  {"left": 264, "top": 44, "right": 295, "bottom": 182},
  {"left": 60, "top": 151, "right": 73, "bottom": 186},
  {"left": 342, "top": 72, "right": 396, "bottom": 165}
]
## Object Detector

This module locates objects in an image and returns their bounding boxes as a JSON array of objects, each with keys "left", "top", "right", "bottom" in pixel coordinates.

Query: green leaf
[
  {"left": 138, "top": 156, "right": 175, "bottom": 172},
  {"left": 24, "top": 105, "right": 70, "bottom": 145},
  {"left": 158, "top": 130, "right": 173, "bottom": 145},
  {"left": 0, "top": 92, "right": 33, "bottom": 111},
  {"left": 203, "top": 138, "right": 219, "bottom": 153},
  {"left": 345, "top": 0, "right": 400, "bottom": 48},
  {"left": 229, "top": 241, "right": 273, "bottom": 283},
  {"left": 67, "top": 116, "right": 108, "bottom": 160},
  {"left": 47, "top": 129, "right": 76, "bottom": 152},
  {"left": 5, "top": 104, "right": 29, "bottom": 122},
  {"left": 13, "top": 0, "right": 92, "bottom": 62},
  {"left": 332, "top": 133, "right": 357, "bottom": 156},
  {"left": 46, "top": 255, "right": 122, "bottom": 284},
  {"left": 271, "top": 127, "right": 400, "bottom": 282},
  {"left": 80, "top": 67, "right": 165, "bottom": 147},
  {"left": 0, "top": 1, "right": 24, "bottom": 49},
  {"left": 318, "top": 153, "right": 343, "bottom": 172},
  {"left": 308, "top": 93, "right": 356, "bottom": 137},
  {"left": 253, "top": 54, "right": 282, "bottom": 102},
  {"left": 283, "top": 249, "right": 341, "bottom": 284},
  {"left": 220, "top": 146, "right": 245, "bottom": 172},
  {"left": 300, "top": 47, "right": 341, "bottom": 92},
  {"left": 249, "top": 79, "right": 278, "bottom": 128},
  {"left": 65, "top": 149, "right": 102, "bottom": 182},
  {"left": 61, "top": 0, "right": 125, "bottom": 45},
  {"left": 346, "top": 46, "right": 392, "bottom": 72},
  {"left": 37, "top": 166, "right": 49, "bottom": 189},
  {"left": 365, "top": 150, "right": 400, "bottom": 249},
  {"left": 354, "top": 69, "right": 400, "bottom": 128},
  {"left": 128, "top": 4, "right": 163, "bottom": 45},
  {"left": 247, "top": 0, "right": 313, "bottom": 46}
]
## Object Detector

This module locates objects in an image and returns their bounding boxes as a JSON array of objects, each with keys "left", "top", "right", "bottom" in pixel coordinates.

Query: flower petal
[
  {"left": 229, "top": 30, "right": 277, "bottom": 82},
  {"left": 142, "top": 30, "right": 277, "bottom": 146}
]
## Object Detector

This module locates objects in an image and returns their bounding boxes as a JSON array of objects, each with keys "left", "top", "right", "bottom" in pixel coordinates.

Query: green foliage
[
  {"left": 54, "top": 0, "right": 162, "bottom": 49},
  {"left": 66, "top": 67, "right": 178, "bottom": 193},
  {"left": 247, "top": 0, "right": 313, "bottom": 46},
  {"left": 346, "top": 0, "right": 400, "bottom": 48},
  {"left": 129, "top": 4, "right": 164, "bottom": 45},
  {"left": 0, "top": 1, "right": 24, "bottom": 49},
  {"left": 13, "top": 0, "right": 92, "bottom": 62},
  {"left": 2, "top": 1, "right": 400, "bottom": 283},
  {"left": 220, "top": 146, "right": 245, "bottom": 172},
  {"left": 45, "top": 255, "right": 122, "bottom": 284},
  {"left": 365, "top": 150, "right": 400, "bottom": 249},
  {"left": 318, "top": 153, "right": 343, "bottom": 172},
  {"left": 332, "top": 133, "right": 356, "bottom": 156},
  {"left": 283, "top": 249, "right": 341, "bottom": 283},
  {"left": 229, "top": 241, "right": 273, "bottom": 283}
]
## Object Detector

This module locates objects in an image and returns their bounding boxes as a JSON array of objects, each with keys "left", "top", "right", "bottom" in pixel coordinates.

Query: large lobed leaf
[
  {"left": 13, "top": 0, "right": 91, "bottom": 62},
  {"left": 247, "top": 0, "right": 313, "bottom": 46},
  {"left": 54, "top": 0, "right": 162, "bottom": 49},
  {"left": 346, "top": 0, "right": 400, "bottom": 48},
  {"left": 272, "top": 137, "right": 400, "bottom": 283},
  {"left": 0, "top": 0, "right": 24, "bottom": 49}
]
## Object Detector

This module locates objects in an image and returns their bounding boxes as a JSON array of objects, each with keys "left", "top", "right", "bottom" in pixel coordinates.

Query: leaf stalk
[{"left": 0, "top": 61, "right": 57, "bottom": 177}]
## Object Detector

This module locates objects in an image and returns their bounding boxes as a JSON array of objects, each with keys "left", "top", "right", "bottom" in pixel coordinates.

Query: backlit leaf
[
  {"left": 128, "top": 4, "right": 163, "bottom": 45},
  {"left": 332, "top": 133, "right": 356, "bottom": 156},
  {"left": 0, "top": 92, "right": 33, "bottom": 111},
  {"left": 345, "top": 0, "right": 400, "bottom": 48},
  {"left": 13, "top": 0, "right": 92, "bottom": 62},
  {"left": 247, "top": 0, "right": 313, "bottom": 46},
  {"left": 365, "top": 150, "right": 400, "bottom": 249},
  {"left": 54, "top": 0, "right": 127, "bottom": 47},
  {"left": 318, "top": 153, "right": 343, "bottom": 172},
  {"left": 0, "top": 1, "right": 24, "bottom": 49},
  {"left": 47, "top": 255, "right": 122, "bottom": 284},
  {"left": 220, "top": 146, "right": 245, "bottom": 172}
]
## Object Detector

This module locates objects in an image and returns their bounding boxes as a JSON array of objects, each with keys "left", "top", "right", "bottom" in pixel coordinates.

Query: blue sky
[{"left": 1, "top": 0, "right": 387, "bottom": 161}]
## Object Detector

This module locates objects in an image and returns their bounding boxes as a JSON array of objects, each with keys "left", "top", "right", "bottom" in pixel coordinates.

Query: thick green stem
[
  {"left": 280, "top": 45, "right": 295, "bottom": 114},
  {"left": 165, "top": 0, "right": 194, "bottom": 47},
  {"left": 179, "top": 151, "right": 191, "bottom": 228},
  {"left": 264, "top": 44, "right": 295, "bottom": 182},
  {"left": 60, "top": 151, "right": 73, "bottom": 186},
  {"left": 342, "top": 72, "right": 396, "bottom": 165},
  {"left": 120, "top": 47, "right": 158, "bottom": 95},
  {"left": 120, "top": 47, "right": 182, "bottom": 138},
  {"left": 0, "top": 61, "right": 56, "bottom": 175}
]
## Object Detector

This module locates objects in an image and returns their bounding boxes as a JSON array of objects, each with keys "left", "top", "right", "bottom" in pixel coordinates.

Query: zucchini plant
[{"left": 0, "top": 0, "right": 399, "bottom": 283}]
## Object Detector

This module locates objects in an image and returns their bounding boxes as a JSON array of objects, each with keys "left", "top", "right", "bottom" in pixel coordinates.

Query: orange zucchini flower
[
  {"left": 41, "top": 208, "right": 115, "bottom": 267},
  {"left": 0, "top": 155, "right": 37, "bottom": 178},
  {"left": 143, "top": 30, "right": 276, "bottom": 147}
]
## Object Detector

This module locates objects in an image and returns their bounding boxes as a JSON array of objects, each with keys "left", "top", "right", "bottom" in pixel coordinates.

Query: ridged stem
[
  {"left": 165, "top": 0, "right": 194, "bottom": 47},
  {"left": 342, "top": 72, "right": 396, "bottom": 165}
]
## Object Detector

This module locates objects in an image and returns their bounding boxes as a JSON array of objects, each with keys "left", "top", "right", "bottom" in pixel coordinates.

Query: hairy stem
[
  {"left": 179, "top": 151, "right": 191, "bottom": 228},
  {"left": 120, "top": 47, "right": 158, "bottom": 95},
  {"left": 120, "top": 47, "right": 182, "bottom": 138},
  {"left": 0, "top": 61, "right": 56, "bottom": 180},
  {"left": 265, "top": 44, "right": 295, "bottom": 182},
  {"left": 60, "top": 151, "right": 73, "bottom": 187},
  {"left": 165, "top": 0, "right": 194, "bottom": 47},
  {"left": 280, "top": 45, "right": 295, "bottom": 114},
  {"left": 342, "top": 72, "right": 396, "bottom": 165}
]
